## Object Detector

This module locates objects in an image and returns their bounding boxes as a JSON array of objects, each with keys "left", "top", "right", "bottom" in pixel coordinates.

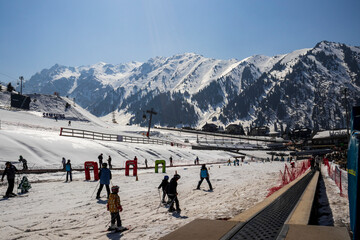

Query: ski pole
[{"left": 91, "top": 181, "right": 100, "bottom": 198}]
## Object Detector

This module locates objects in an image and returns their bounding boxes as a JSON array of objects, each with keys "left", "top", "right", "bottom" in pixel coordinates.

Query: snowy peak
[{"left": 24, "top": 41, "right": 360, "bottom": 130}]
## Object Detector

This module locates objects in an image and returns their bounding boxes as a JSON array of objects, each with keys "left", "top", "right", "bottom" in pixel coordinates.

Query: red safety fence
[
  {"left": 267, "top": 160, "right": 311, "bottom": 197},
  {"left": 323, "top": 158, "right": 348, "bottom": 198}
]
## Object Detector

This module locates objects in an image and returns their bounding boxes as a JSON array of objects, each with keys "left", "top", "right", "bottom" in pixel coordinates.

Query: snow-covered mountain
[{"left": 24, "top": 41, "right": 360, "bottom": 130}]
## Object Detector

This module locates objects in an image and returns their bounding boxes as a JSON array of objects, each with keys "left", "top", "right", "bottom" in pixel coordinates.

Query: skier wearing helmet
[
  {"left": 107, "top": 185, "right": 126, "bottom": 232},
  {"left": 96, "top": 162, "right": 112, "bottom": 199},
  {"left": 158, "top": 175, "right": 169, "bottom": 203},
  {"left": 167, "top": 174, "right": 181, "bottom": 213}
]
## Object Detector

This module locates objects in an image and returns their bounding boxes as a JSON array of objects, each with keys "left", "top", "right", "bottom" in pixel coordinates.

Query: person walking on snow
[
  {"left": 158, "top": 175, "right": 169, "bottom": 203},
  {"left": 65, "top": 160, "right": 72, "bottom": 182},
  {"left": 1, "top": 162, "right": 18, "bottom": 197},
  {"left": 167, "top": 174, "right": 181, "bottom": 213},
  {"left": 107, "top": 185, "right": 126, "bottom": 231},
  {"left": 98, "top": 153, "right": 103, "bottom": 168},
  {"left": 96, "top": 163, "right": 112, "bottom": 199},
  {"left": 18, "top": 155, "right": 28, "bottom": 170},
  {"left": 196, "top": 164, "right": 213, "bottom": 191},
  {"left": 62, "top": 157, "right": 66, "bottom": 170},
  {"left": 108, "top": 156, "right": 112, "bottom": 169}
]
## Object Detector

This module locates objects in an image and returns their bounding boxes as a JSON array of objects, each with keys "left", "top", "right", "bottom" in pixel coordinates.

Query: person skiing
[
  {"left": 107, "top": 185, "right": 126, "bottom": 231},
  {"left": 96, "top": 162, "right": 112, "bottom": 199},
  {"left": 227, "top": 159, "right": 231, "bottom": 166},
  {"left": 167, "top": 174, "right": 181, "bottom": 213},
  {"left": 158, "top": 175, "right": 169, "bottom": 203},
  {"left": 1, "top": 162, "right": 18, "bottom": 198},
  {"left": 98, "top": 153, "right": 103, "bottom": 168},
  {"left": 145, "top": 159, "right": 148, "bottom": 168},
  {"left": 196, "top": 156, "right": 199, "bottom": 165},
  {"left": 18, "top": 155, "right": 28, "bottom": 170},
  {"left": 62, "top": 157, "right": 66, "bottom": 170},
  {"left": 196, "top": 164, "right": 213, "bottom": 191},
  {"left": 108, "top": 155, "right": 112, "bottom": 169},
  {"left": 65, "top": 159, "right": 72, "bottom": 182}
]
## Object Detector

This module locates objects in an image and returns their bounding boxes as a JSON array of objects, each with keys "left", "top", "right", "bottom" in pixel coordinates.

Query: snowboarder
[
  {"left": 158, "top": 175, "right": 169, "bottom": 203},
  {"left": 65, "top": 159, "right": 72, "bottom": 182},
  {"left": 96, "top": 162, "right": 112, "bottom": 199},
  {"left": 62, "top": 157, "right": 66, "bottom": 170},
  {"left": 108, "top": 155, "right": 112, "bottom": 169},
  {"left": 167, "top": 174, "right": 181, "bottom": 213},
  {"left": 169, "top": 156, "right": 173, "bottom": 167},
  {"left": 107, "top": 185, "right": 126, "bottom": 231},
  {"left": 18, "top": 155, "right": 28, "bottom": 170},
  {"left": 98, "top": 153, "right": 103, "bottom": 168},
  {"left": 18, "top": 176, "right": 31, "bottom": 193},
  {"left": 1, "top": 162, "right": 18, "bottom": 198},
  {"left": 196, "top": 164, "right": 213, "bottom": 191}
]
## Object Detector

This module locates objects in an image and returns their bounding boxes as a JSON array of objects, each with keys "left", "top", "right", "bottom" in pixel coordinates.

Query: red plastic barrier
[
  {"left": 125, "top": 159, "right": 137, "bottom": 176},
  {"left": 267, "top": 161, "right": 310, "bottom": 197},
  {"left": 84, "top": 161, "right": 99, "bottom": 180}
]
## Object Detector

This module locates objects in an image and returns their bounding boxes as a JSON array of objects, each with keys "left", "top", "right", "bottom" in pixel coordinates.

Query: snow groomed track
[{"left": 221, "top": 171, "right": 315, "bottom": 240}]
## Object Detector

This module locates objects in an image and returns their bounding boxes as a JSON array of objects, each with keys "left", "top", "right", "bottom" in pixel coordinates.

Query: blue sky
[{"left": 0, "top": 0, "right": 359, "bottom": 81}]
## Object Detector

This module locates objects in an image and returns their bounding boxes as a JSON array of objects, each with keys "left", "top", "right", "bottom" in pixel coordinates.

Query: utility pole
[
  {"left": 19, "top": 76, "right": 24, "bottom": 95},
  {"left": 146, "top": 108, "right": 157, "bottom": 138},
  {"left": 344, "top": 88, "right": 350, "bottom": 140}
]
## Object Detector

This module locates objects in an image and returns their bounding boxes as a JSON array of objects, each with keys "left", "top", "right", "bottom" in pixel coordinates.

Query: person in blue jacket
[
  {"left": 65, "top": 159, "right": 72, "bottom": 182},
  {"left": 96, "top": 162, "right": 112, "bottom": 199},
  {"left": 196, "top": 164, "right": 213, "bottom": 191}
]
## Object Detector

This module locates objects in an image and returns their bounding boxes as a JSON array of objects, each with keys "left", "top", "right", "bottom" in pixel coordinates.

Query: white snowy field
[
  {"left": 0, "top": 162, "right": 285, "bottom": 240},
  {"left": 0, "top": 94, "right": 351, "bottom": 239}
]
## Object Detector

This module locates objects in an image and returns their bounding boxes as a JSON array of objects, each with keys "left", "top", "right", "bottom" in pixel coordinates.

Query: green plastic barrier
[{"left": 155, "top": 160, "right": 166, "bottom": 173}]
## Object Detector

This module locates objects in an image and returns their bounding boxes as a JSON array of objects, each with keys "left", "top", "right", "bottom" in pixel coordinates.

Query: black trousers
[
  {"left": 97, "top": 184, "right": 110, "bottom": 198},
  {"left": 6, "top": 178, "right": 15, "bottom": 196},
  {"left": 168, "top": 194, "right": 180, "bottom": 210},
  {"left": 66, "top": 171, "right": 72, "bottom": 181},
  {"left": 110, "top": 212, "right": 122, "bottom": 227},
  {"left": 197, "top": 177, "right": 213, "bottom": 190}
]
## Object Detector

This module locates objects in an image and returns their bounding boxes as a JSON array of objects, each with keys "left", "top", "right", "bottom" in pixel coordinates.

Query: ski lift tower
[{"left": 146, "top": 108, "right": 157, "bottom": 138}]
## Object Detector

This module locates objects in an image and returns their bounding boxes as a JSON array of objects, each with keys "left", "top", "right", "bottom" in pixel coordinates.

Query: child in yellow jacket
[{"left": 107, "top": 185, "right": 126, "bottom": 231}]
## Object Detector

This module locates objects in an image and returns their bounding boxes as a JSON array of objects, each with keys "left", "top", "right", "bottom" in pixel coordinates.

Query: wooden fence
[{"left": 59, "top": 127, "right": 184, "bottom": 146}]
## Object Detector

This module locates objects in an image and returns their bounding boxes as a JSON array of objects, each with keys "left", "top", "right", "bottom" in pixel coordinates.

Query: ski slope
[{"left": 0, "top": 93, "right": 350, "bottom": 239}]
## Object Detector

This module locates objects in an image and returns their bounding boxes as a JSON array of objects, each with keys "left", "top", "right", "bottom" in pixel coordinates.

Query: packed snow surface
[{"left": 0, "top": 94, "right": 350, "bottom": 239}]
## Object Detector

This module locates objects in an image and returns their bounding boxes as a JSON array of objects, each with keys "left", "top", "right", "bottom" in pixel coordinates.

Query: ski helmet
[
  {"left": 111, "top": 185, "right": 119, "bottom": 193},
  {"left": 164, "top": 175, "right": 169, "bottom": 180},
  {"left": 174, "top": 174, "right": 181, "bottom": 180}
]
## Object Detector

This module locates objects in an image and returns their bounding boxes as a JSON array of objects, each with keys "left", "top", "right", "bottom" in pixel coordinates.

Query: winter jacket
[
  {"left": 99, "top": 168, "right": 112, "bottom": 185},
  {"left": 158, "top": 179, "right": 169, "bottom": 191},
  {"left": 1, "top": 165, "right": 18, "bottom": 180},
  {"left": 200, "top": 169, "right": 209, "bottom": 178},
  {"left": 167, "top": 178, "right": 178, "bottom": 195},
  {"left": 107, "top": 193, "right": 121, "bottom": 213},
  {"left": 65, "top": 163, "right": 72, "bottom": 172}
]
